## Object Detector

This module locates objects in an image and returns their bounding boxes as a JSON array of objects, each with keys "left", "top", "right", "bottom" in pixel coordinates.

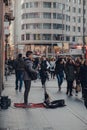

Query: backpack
[
  {"left": 14, "top": 58, "right": 25, "bottom": 70},
  {"left": 0, "top": 96, "right": 11, "bottom": 109}
]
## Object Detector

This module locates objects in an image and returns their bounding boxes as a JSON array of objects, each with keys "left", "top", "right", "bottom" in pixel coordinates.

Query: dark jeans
[
  {"left": 24, "top": 80, "right": 31, "bottom": 104},
  {"left": 57, "top": 74, "right": 64, "bottom": 88},
  {"left": 81, "top": 81, "right": 87, "bottom": 98},
  {"left": 41, "top": 77, "right": 46, "bottom": 86},
  {"left": 67, "top": 80, "right": 73, "bottom": 95},
  {"left": 50, "top": 71, "right": 55, "bottom": 79},
  {"left": 15, "top": 70, "right": 23, "bottom": 90}
]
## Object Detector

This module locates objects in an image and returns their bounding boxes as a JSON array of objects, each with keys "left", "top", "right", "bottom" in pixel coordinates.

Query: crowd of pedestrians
[{"left": 5, "top": 51, "right": 87, "bottom": 106}]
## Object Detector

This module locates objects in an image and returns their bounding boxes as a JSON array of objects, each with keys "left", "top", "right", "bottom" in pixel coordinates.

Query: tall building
[
  {"left": 0, "top": 0, "right": 14, "bottom": 95},
  {"left": 13, "top": 0, "right": 86, "bottom": 56}
]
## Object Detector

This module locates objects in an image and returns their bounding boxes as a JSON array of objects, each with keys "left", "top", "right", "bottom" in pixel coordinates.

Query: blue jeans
[
  {"left": 57, "top": 73, "right": 64, "bottom": 88},
  {"left": 15, "top": 70, "right": 23, "bottom": 90}
]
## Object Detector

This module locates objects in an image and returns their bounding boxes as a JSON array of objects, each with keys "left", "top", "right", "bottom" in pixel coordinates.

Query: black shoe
[
  {"left": 70, "top": 93, "right": 73, "bottom": 96},
  {"left": 15, "top": 87, "right": 18, "bottom": 90},
  {"left": 59, "top": 86, "right": 61, "bottom": 91},
  {"left": 19, "top": 89, "right": 22, "bottom": 92},
  {"left": 66, "top": 91, "right": 68, "bottom": 95}
]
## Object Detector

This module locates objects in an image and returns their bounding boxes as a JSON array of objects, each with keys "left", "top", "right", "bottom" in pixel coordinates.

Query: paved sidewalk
[{"left": 0, "top": 75, "right": 87, "bottom": 130}]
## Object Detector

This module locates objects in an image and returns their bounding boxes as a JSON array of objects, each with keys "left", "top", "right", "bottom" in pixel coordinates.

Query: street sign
[{"left": 70, "top": 49, "right": 82, "bottom": 55}]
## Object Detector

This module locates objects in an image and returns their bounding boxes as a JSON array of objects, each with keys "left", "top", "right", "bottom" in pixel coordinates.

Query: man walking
[{"left": 14, "top": 53, "right": 24, "bottom": 92}]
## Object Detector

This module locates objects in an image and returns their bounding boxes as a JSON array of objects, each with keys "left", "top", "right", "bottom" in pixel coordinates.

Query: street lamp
[{"left": 82, "top": 0, "right": 86, "bottom": 58}]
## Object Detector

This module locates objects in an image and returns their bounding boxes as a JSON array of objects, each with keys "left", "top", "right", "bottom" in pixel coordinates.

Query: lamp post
[
  {"left": 0, "top": 0, "right": 4, "bottom": 95},
  {"left": 82, "top": 0, "right": 86, "bottom": 59},
  {"left": 61, "top": 8, "right": 64, "bottom": 54}
]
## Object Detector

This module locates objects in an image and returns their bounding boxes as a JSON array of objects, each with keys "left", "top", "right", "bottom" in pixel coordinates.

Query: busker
[{"left": 23, "top": 51, "right": 37, "bottom": 105}]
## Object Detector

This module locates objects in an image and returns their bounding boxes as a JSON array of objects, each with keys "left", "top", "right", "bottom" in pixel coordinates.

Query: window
[
  {"left": 30, "top": 2, "right": 33, "bottom": 7},
  {"left": 26, "top": 3, "right": 29, "bottom": 8},
  {"left": 83, "top": 0, "right": 86, "bottom": 4},
  {"left": 78, "top": 27, "right": 81, "bottom": 32},
  {"left": 21, "top": 24, "right": 25, "bottom": 30},
  {"left": 78, "top": 0, "right": 81, "bottom": 4},
  {"left": 66, "top": 36, "right": 70, "bottom": 41},
  {"left": 84, "top": 9, "right": 86, "bottom": 14},
  {"left": 66, "top": 5, "right": 70, "bottom": 12},
  {"left": 83, "top": 18, "right": 86, "bottom": 23},
  {"left": 22, "top": 13, "right": 40, "bottom": 19},
  {"left": 26, "top": 34, "right": 29, "bottom": 40},
  {"left": 53, "top": 34, "right": 64, "bottom": 41},
  {"left": 42, "top": 34, "right": 51, "bottom": 40},
  {"left": 66, "top": 0, "right": 71, "bottom": 2},
  {"left": 53, "top": 24, "right": 64, "bottom": 30},
  {"left": 34, "top": 24, "right": 42, "bottom": 29},
  {"left": 73, "top": 17, "right": 76, "bottom": 22},
  {"left": 53, "top": 13, "right": 56, "bottom": 19},
  {"left": 26, "top": 24, "right": 30, "bottom": 29},
  {"left": 43, "top": 13, "right": 51, "bottom": 19},
  {"left": 34, "top": 34, "right": 41, "bottom": 40},
  {"left": 73, "top": 7, "right": 76, "bottom": 13},
  {"left": 72, "top": 36, "right": 75, "bottom": 42},
  {"left": 53, "top": 2, "right": 56, "bottom": 8},
  {"left": 73, "top": 0, "right": 76, "bottom": 3},
  {"left": 78, "top": 8, "right": 81, "bottom": 13},
  {"left": 57, "top": 13, "right": 65, "bottom": 20},
  {"left": 22, "top": 3, "right": 25, "bottom": 9},
  {"left": 78, "top": 17, "right": 81, "bottom": 23},
  {"left": 58, "top": 3, "right": 65, "bottom": 10},
  {"left": 72, "top": 26, "right": 76, "bottom": 32},
  {"left": 66, "top": 25, "right": 70, "bottom": 31},
  {"left": 43, "top": 23, "right": 51, "bottom": 29},
  {"left": 43, "top": 2, "right": 51, "bottom": 8},
  {"left": 34, "top": 2, "right": 38, "bottom": 8},
  {"left": 66, "top": 15, "right": 70, "bottom": 21},
  {"left": 21, "top": 34, "right": 25, "bottom": 41}
]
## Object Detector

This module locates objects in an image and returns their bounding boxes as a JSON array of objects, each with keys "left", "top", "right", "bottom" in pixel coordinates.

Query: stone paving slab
[{"left": 0, "top": 75, "right": 87, "bottom": 130}]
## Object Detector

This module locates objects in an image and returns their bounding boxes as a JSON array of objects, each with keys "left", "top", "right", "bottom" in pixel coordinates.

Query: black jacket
[{"left": 80, "top": 64, "right": 87, "bottom": 85}]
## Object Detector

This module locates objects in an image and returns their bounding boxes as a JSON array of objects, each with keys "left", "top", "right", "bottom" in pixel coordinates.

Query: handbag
[
  {"left": 29, "top": 71, "right": 37, "bottom": 80},
  {"left": 76, "top": 84, "right": 81, "bottom": 92},
  {"left": 73, "top": 80, "right": 76, "bottom": 89}
]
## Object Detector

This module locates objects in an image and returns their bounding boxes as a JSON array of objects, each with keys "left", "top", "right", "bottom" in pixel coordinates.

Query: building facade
[
  {"left": 13, "top": 0, "right": 86, "bottom": 56},
  {"left": 0, "top": 0, "right": 14, "bottom": 95}
]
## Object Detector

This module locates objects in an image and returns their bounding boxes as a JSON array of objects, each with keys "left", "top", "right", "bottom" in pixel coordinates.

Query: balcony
[{"left": 4, "top": 11, "right": 15, "bottom": 21}]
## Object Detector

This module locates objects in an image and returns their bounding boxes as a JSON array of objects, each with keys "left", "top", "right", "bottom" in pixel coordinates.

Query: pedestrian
[
  {"left": 23, "top": 51, "right": 37, "bottom": 105},
  {"left": 55, "top": 58, "right": 64, "bottom": 91},
  {"left": 79, "top": 60, "right": 87, "bottom": 99},
  {"left": 50, "top": 58, "right": 55, "bottom": 79},
  {"left": 65, "top": 59, "right": 75, "bottom": 96},
  {"left": 74, "top": 60, "right": 81, "bottom": 96},
  {"left": 14, "top": 53, "right": 25, "bottom": 92},
  {"left": 39, "top": 56, "right": 48, "bottom": 88}
]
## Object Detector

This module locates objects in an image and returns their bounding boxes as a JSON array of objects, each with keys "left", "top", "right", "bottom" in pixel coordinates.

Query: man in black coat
[
  {"left": 14, "top": 53, "right": 25, "bottom": 91},
  {"left": 55, "top": 58, "right": 64, "bottom": 91},
  {"left": 80, "top": 60, "right": 87, "bottom": 99}
]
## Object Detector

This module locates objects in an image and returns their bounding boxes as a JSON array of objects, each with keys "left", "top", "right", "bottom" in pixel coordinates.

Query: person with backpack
[{"left": 14, "top": 53, "right": 25, "bottom": 92}]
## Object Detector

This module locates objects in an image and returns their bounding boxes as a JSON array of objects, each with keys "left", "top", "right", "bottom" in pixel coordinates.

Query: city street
[{"left": 0, "top": 75, "right": 87, "bottom": 130}]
